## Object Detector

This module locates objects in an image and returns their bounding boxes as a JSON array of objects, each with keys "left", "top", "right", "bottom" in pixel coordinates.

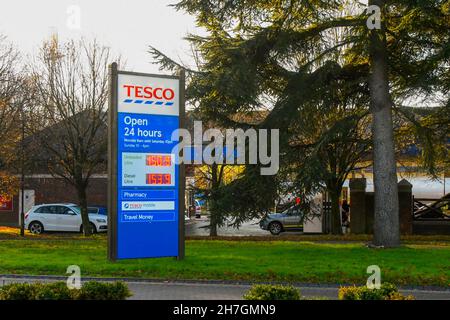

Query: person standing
[{"left": 341, "top": 200, "right": 350, "bottom": 234}]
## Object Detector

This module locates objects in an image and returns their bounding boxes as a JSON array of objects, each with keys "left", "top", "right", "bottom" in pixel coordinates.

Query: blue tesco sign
[{"left": 108, "top": 66, "right": 185, "bottom": 260}]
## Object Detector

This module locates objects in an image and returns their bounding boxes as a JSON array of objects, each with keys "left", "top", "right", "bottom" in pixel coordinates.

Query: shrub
[
  {"left": 0, "top": 281, "right": 131, "bottom": 300},
  {"left": 74, "top": 281, "right": 131, "bottom": 300},
  {"left": 243, "top": 284, "right": 301, "bottom": 300},
  {"left": 338, "top": 283, "right": 414, "bottom": 300},
  {"left": 0, "top": 283, "right": 37, "bottom": 300},
  {"left": 33, "top": 282, "right": 73, "bottom": 300}
]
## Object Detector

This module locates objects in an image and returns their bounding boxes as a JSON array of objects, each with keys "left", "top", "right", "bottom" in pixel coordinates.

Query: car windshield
[
  {"left": 281, "top": 205, "right": 303, "bottom": 216},
  {"left": 69, "top": 206, "right": 81, "bottom": 214}
]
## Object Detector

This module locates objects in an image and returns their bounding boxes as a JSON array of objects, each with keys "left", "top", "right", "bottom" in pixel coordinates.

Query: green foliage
[
  {"left": 0, "top": 283, "right": 36, "bottom": 300},
  {"left": 243, "top": 284, "right": 301, "bottom": 300},
  {"left": 151, "top": 1, "right": 373, "bottom": 231},
  {"left": 214, "top": 166, "right": 279, "bottom": 227},
  {"left": 338, "top": 283, "right": 414, "bottom": 300},
  {"left": 0, "top": 282, "right": 72, "bottom": 300},
  {"left": 74, "top": 281, "right": 131, "bottom": 300},
  {"left": 33, "top": 282, "right": 73, "bottom": 300},
  {"left": 0, "top": 281, "right": 131, "bottom": 300},
  {"left": 150, "top": 1, "right": 449, "bottom": 228},
  {"left": 396, "top": 105, "right": 449, "bottom": 177}
]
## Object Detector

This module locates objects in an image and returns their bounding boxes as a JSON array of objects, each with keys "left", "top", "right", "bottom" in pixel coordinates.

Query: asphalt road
[{"left": 1, "top": 276, "right": 449, "bottom": 300}]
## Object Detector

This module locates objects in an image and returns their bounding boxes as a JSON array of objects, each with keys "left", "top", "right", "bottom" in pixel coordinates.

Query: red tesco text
[{"left": 123, "top": 85, "right": 175, "bottom": 100}]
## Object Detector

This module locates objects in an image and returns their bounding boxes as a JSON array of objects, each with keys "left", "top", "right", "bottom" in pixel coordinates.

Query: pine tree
[{"left": 152, "top": 0, "right": 449, "bottom": 244}]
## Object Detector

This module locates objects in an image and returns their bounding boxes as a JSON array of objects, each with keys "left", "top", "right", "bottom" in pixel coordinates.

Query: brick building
[
  {"left": 0, "top": 175, "right": 108, "bottom": 226},
  {"left": 0, "top": 110, "right": 109, "bottom": 226}
]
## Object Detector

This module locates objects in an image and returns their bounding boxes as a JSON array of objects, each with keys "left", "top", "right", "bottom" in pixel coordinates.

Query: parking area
[{"left": 185, "top": 217, "right": 303, "bottom": 237}]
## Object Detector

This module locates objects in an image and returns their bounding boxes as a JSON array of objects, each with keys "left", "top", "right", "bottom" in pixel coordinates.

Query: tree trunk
[
  {"left": 368, "top": 0, "right": 400, "bottom": 247},
  {"left": 77, "top": 184, "right": 92, "bottom": 236},
  {"left": 209, "top": 206, "right": 218, "bottom": 237},
  {"left": 209, "top": 163, "right": 219, "bottom": 237},
  {"left": 329, "top": 189, "right": 342, "bottom": 235}
]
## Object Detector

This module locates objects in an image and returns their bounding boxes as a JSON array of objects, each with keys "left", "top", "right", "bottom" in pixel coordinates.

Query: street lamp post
[{"left": 19, "top": 103, "right": 25, "bottom": 237}]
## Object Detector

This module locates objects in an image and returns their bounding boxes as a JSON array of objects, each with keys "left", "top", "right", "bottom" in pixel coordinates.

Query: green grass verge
[{"left": 0, "top": 239, "right": 448, "bottom": 287}]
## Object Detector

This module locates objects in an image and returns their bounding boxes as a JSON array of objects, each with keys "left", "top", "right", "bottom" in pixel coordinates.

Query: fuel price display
[
  {"left": 146, "top": 155, "right": 172, "bottom": 167},
  {"left": 146, "top": 173, "right": 172, "bottom": 185},
  {"left": 122, "top": 152, "right": 175, "bottom": 187}
]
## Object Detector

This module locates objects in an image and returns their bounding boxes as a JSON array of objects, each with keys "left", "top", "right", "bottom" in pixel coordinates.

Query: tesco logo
[
  {"left": 123, "top": 202, "right": 143, "bottom": 210},
  {"left": 129, "top": 203, "right": 143, "bottom": 209},
  {"left": 122, "top": 85, "right": 175, "bottom": 106}
]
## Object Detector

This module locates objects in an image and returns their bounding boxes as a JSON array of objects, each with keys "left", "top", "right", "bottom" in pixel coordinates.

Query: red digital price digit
[
  {"left": 146, "top": 173, "right": 172, "bottom": 185},
  {"left": 163, "top": 155, "right": 171, "bottom": 166},
  {"left": 146, "top": 154, "right": 172, "bottom": 167},
  {"left": 163, "top": 174, "right": 171, "bottom": 184}
]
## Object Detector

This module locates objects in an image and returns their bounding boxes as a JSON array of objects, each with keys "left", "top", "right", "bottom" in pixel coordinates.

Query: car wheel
[
  {"left": 269, "top": 222, "right": 282, "bottom": 235},
  {"left": 29, "top": 221, "right": 44, "bottom": 235},
  {"left": 80, "top": 223, "right": 97, "bottom": 234}
]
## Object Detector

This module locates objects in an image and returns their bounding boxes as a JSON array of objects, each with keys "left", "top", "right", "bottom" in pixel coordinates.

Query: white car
[
  {"left": 25, "top": 203, "right": 108, "bottom": 234},
  {"left": 194, "top": 200, "right": 202, "bottom": 218}
]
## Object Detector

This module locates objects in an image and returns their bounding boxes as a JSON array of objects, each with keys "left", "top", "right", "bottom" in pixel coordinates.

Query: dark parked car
[{"left": 88, "top": 206, "right": 108, "bottom": 216}]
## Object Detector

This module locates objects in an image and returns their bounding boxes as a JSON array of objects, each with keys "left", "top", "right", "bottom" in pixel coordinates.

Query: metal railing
[{"left": 413, "top": 194, "right": 450, "bottom": 221}]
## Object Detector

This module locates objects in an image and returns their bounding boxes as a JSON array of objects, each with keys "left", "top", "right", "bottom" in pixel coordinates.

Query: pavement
[{"left": 1, "top": 275, "right": 449, "bottom": 300}]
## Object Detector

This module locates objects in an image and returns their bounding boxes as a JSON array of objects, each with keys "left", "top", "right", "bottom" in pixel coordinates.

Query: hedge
[
  {"left": 338, "top": 283, "right": 414, "bottom": 300},
  {"left": 0, "top": 281, "right": 131, "bottom": 300},
  {"left": 243, "top": 284, "right": 301, "bottom": 300}
]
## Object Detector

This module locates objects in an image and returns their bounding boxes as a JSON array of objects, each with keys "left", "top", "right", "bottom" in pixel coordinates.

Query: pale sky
[{"left": 0, "top": 0, "right": 201, "bottom": 73}]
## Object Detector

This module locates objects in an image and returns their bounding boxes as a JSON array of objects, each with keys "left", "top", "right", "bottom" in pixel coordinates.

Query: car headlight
[{"left": 96, "top": 219, "right": 106, "bottom": 223}]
